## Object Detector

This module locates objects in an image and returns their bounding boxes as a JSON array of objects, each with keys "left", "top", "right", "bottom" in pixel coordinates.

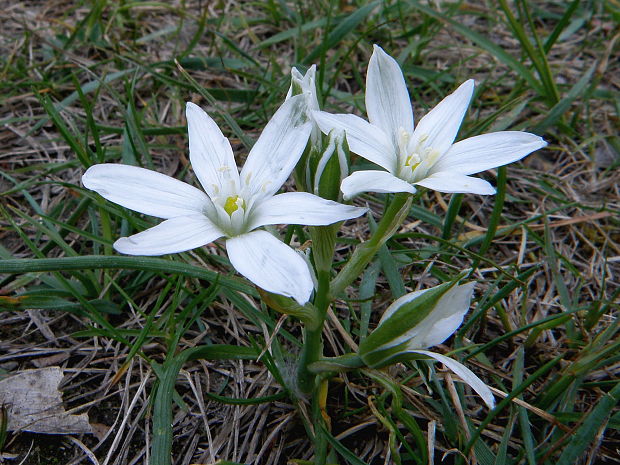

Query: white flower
[
  {"left": 359, "top": 282, "right": 495, "bottom": 408},
  {"left": 313, "top": 45, "right": 547, "bottom": 199},
  {"left": 82, "top": 96, "right": 367, "bottom": 304}
]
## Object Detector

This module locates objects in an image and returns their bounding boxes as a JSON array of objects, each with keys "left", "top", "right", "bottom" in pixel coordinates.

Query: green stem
[
  {"left": 297, "top": 269, "right": 330, "bottom": 394},
  {"left": 296, "top": 225, "right": 339, "bottom": 393},
  {"left": 330, "top": 192, "right": 413, "bottom": 297}
]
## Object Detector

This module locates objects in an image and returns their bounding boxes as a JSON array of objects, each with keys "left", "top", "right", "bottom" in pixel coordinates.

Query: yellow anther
[
  {"left": 405, "top": 153, "right": 421, "bottom": 171},
  {"left": 224, "top": 195, "right": 243, "bottom": 216}
]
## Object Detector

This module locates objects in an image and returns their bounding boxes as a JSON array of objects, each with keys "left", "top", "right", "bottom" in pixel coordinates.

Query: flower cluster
[{"left": 82, "top": 45, "right": 547, "bottom": 409}]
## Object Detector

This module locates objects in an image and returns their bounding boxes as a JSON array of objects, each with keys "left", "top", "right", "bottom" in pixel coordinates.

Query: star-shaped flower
[
  {"left": 314, "top": 45, "right": 547, "bottom": 199},
  {"left": 83, "top": 96, "right": 366, "bottom": 304}
]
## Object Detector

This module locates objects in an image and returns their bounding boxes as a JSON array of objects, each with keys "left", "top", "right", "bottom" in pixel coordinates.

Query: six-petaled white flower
[
  {"left": 314, "top": 45, "right": 547, "bottom": 199},
  {"left": 82, "top": 96, "right": 367, "bottom": 304}
]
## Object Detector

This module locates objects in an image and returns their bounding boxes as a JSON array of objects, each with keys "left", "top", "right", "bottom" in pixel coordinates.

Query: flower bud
[
  {"left": 312, "top": 129, "right": 349, "bottom": 201},
  {"left": 359, "top": 282, "right": 474, "bottom": 368},
  {"left": 358, "top": 281, "right": 495, "bottom": 408}
]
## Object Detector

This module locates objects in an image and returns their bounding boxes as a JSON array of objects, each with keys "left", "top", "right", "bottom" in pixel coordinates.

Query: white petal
[
  {"left": 313, "top": 111, "right": 396, "bottom": 171},
  {"left": 82, "top": 164, "right": 211, "bottom": 219},
  {"left": 406, "top": 283, "right": 475, "bottom": 348},
  {"left": 248, "top": 192, "right": 367, "bottom": 229},
  {"left": 186, "top": 102, "right": 240, "bottom": 199},
  {"left": 415, "top": 171, "right": 496, "bottom": 195},
  {"left": 409, "top": 349, "right": 495, "bottom": 409},
  {"left": 240, "top": 95, "right": 312, "bottom": 200},
  {"left": 226, "top": 230, "right": 313, "bottom": 304},
  {"left": 113, "top": 215, "right": 223, "bottom": 255},
  {"left": 432, "top": 131, "right": 547, "bottom": 175},
  {"left": 410, "top": 80, "right": 474, "bottom": 157},
  {"left": 366, "top": 45, "right": 414, "bottom": 138},
  {"left": 341, "top": 170, "right": 416, "bottom": 199}
]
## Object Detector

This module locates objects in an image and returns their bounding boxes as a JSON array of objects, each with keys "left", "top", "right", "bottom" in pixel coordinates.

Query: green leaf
[
  {"left": 533, "top": 62, "right": 597, "bottom": 133},
  {"left": 558, "top": 382, "right": 620, "bottom": 463},
  {"left": 0, "top": 255, "right": 255, "bottom": 295},
  {"left": 409, "top": 3, "right": 544, "bottom": 95},
  {"left": 321, "top": 425, "right": 370, "bottom": 465},
  {"left": 0, "top": 295, "right": 121, "bottom": 315},
  {"left": 303, "top": 2, "right": 380, "bottom": 64}
]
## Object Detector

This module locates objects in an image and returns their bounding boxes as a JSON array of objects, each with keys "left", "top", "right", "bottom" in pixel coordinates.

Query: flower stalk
[{"left": 330, "top": 192, "right": 413, "bottom": 297}]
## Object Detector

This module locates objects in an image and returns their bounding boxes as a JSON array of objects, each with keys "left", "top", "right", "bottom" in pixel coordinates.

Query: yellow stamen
[
  {"left": 224, "top": 195, "right": 242, "bottom": 216},
  {"left": 405, "top": 153, "right": 421, "bottom": 171}
]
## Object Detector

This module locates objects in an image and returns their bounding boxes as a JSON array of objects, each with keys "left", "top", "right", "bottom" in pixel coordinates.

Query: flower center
[
  {"left": 404, "top": 153, "right": 422, "bottom": 171},
  {"left": 397, "top": 129, "right": 440, "bottom": 182},
  {"left": 224, "top": 195, "right": 245, "bottom": 216}
]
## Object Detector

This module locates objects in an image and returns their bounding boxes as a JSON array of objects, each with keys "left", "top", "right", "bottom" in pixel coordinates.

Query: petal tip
[
  {"left": 458, "top": 79, "right": 476, "bottom": 97},
  {"left": 112, "top": 237, "right": 135, "bottom": 255},
  {"left": 185, "top": 101, "right": 206, "bottom": 119}
]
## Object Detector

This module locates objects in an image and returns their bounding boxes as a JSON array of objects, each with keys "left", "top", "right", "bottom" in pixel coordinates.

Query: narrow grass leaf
[
  {"left": 321, "top": 425, "right": 370, "bottom": 465},
  {"left": 409, "top": 3, "right": 543, "bottom": 95},
  {"left": 204, "top": 391, "right": 286, "bottom": 405},
  {"left": 543, "top": 0, "right": 581, "bottom": 52},
  {"left": 0, "top": 256, "right": 255, "bottom": 294},
  {"left": 534, "top": 62, "right": 597, "bottom": 133},
  {"left": 359, "top": 260, "right": 381, "bottom": 341},
  {"left": 257, "top": 18, "right": 327, "bottom": 48},
  {"left": 515, "top": 347, "right": 537, "bottom": 465},
  {"left": 467, "top": 355, "right": 564, "bottom": 454},
  {"left": 31, "top": 69, "right": 135, "bottom": 134},
  {"left": 441, "top": 193, "right": 463, "bottom": 241},
  {"left": 557, "top": 381, "right": 620, "bottom": 463},
  {"left": 470, "top": 166, "right": 506, "bottom": 273},
  {"left": 303, "top": 1, "right": 380, "bottom": 64}
]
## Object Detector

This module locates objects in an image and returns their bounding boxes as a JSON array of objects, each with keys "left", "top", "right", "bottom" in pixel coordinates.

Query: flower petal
[
  {"left": 409, "top": 349, "right": 495, "bottom": 409},
  {"left": 240, "top": 95, "right": 312, "bottom": 200},
  {"left": 415, "top": 171, "right": 496, "bottom": 195},
  {"left": 82, "top": 164, "right": 211, "bottom": 219},
  {"left": 313, "top": 111, "right": 396, "bottom": 171},
  {"left": 248, "top": 192, "right": 367, "bottom": 229},
  {"left": 366, "top": 45, "right": 414, "bottom": 138},
  {"left": 404, "top": 283, "right": 475, "bottom": 349},
  {"left": 226, "top": 230, "right": 313, "bottom": 304},
  {"left": 186, "top": 102, "right": 240, "bottom": 199},
  {"left": 113, "top": 215, "right": 224, "bottom": 255},
  {"left": 432, "top": 131, "right": 547, "bottom": 175},
  {"left": 341, "top": 170, "right": 416, "bottom": 199},
  {"left": 410, "top": 80, "right": 474, "bottom": 157}
]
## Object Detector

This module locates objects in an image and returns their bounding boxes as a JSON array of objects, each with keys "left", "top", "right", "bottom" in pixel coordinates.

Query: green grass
[{"left": 1, "top": 1, "right": 619, "bottom": 464}]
